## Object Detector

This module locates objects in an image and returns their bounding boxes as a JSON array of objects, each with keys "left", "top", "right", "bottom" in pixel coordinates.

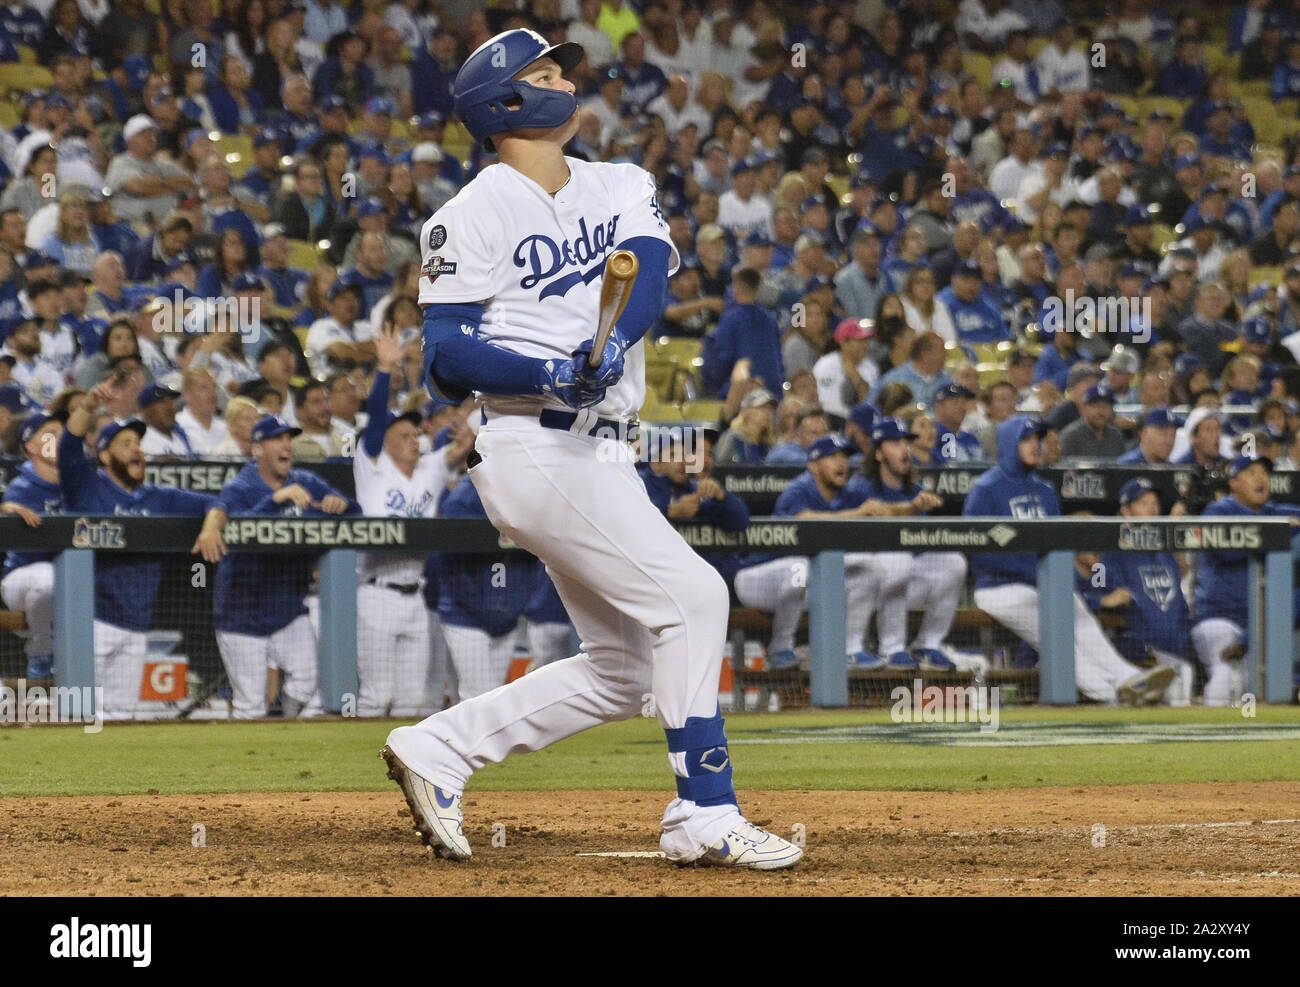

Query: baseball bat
[{"left": 589, "top": 249, "right": 640, "bottom": 368}]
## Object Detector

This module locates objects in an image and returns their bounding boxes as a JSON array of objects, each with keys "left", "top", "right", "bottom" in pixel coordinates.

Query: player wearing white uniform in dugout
[
  {"left": 353, "top": 322, "right": 473, "bottom": 717},
  {"left": 380, "top": 29, "right": 802, "bottom": 869}
]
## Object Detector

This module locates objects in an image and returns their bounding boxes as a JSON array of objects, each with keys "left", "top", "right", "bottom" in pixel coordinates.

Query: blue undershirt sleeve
[
  {"left": 612, "top": 236, "right": 670, "bottom": 347},
  {"left": 422, "top": 302, "right": 549, "bottom": 406}
]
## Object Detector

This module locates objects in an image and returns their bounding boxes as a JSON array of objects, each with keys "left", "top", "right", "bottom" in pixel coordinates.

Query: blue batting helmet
[{"left": 453, "top": 29, "right": 584, "bottom": 149}]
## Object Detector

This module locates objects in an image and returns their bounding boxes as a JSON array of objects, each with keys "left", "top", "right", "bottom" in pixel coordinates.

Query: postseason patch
[
  {"left": 428, "top": 224, "right": 447, "bottom": 250},
  {"left": 423, "top": 255, "right": 457, "bottom": 282}
]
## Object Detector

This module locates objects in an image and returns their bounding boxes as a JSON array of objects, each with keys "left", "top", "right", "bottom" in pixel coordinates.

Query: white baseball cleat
[
  {"left": 1117, "top": 665, "right": 1176, "bottom": 706},
  {"left": 380, "top": 745, "right": 472, "bottom": 861},
  {"left": 696, "top": 819, "right": 804, "bottom": 871}
]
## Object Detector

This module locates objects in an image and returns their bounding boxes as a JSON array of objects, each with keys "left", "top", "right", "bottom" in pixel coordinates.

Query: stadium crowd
[{"left": 0, "top": 0, "right": 1297, "bottom": 715}]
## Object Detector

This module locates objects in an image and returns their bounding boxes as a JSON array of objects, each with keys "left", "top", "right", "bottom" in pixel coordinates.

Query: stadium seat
[
  {"left": 1250, "top": 266, "right": 1281, "bottom": 288},
  {"left": 1142, "top": 95, "right": 1188, "bottom": 121},
  {"left": 0, "top": 63, "right": 50, "bottom": 90},
  {"left": 1239, "top": 79, "right": 1271, "bottom": 102},
  {"left": 1204, "top": 50, "right": 1239, "bottom": 78},
  {"left": 1150, "top": 223, "right": 1177, "bottom": 252},
  {"left": 963, "top": 52, "right": 992, "bottom": 90},
  {"left": 443, "top": 120, "right": 473, "bottom": 161},
  {"left": 294, "top": 327, "right": 310, "bottom": 352},
  {"left": 651, "top": 336, "right": 703, "bottom": 368},
  {"left": 679, "top": 399, "right": 724, "bottom": 423},
  {"left": 286, "top": 238, "right": 320, "bottom": 270},
  {"left": 645, "top": 360, "right": 677, "bottom": 397},
  {"left": 213, "top": 134, "right": 254, "bottom": 177}
]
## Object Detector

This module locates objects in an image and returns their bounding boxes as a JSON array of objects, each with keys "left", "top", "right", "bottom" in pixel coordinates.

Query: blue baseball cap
[
  {"left": 19, "top": 412, "right": 53, "bottom": 445},
  {"left": 802, "top": 274, "right": 832, "bottom": 294},
  {"left": 232, "top": 272, "right": 266, "bottom": 293},
  {"left": 744, "top": 231, "right": 772, "bottom": 248},
  {"left": 1185, "top": 214, "right": 1214, "bottom": 233},
  {"left": 22, "top": 251, "right": 54, "bottom": 270},
  {"left": 730, "top": 157, "right": 757, "bottom": 177},
  {"left": 327, "top": 279, "right": 363, "bottom": 301},
  {"left": 365, "top": 97, "right": 395, "bottom": 116},
  {"left": 871, "top": 417, "right": 918, "bottom": 443},
  {"left": 1042, "top": 141, "right": 1068, "bottom": 159},
  {"left": 955, "top": 257, "right": 983, "bottom": 277},
  {"left": 1117, "top": 261, "right": 1150, "bottom": 280},
  {"left": 934, "top": 383, "right": 974, "bottom": 403},
  {"left": 1172, "top": 352, "right": 1203, "bottom": 377},
  {"left": 800, "top": 195, "right": 826, "bottom": 212},
  {"left": 0, "top": 384, "right": 26, "bottom": 413},
  {"left": 1085, "top": 381, "right": 1117, "bottom": 404},
  {"left": 1118, "top": 477, "right": 1157, "bottom": 507},
  {"left": 1227, "top": 453, "right": 1273, "bottom": 478},
  {"left": 138, "top": 381, "right": 180, "bottom": 407},
  {"left": 384, "top": 409, "right": 422, "bottom": 433},
  {"left": 250, "top": 415, "right": 302, "bottom": 442},
  {"left": 123, "top": 54, "right": 152, "bottom": 90},
  {"left": 356, "top": 196, "right": 388, "bottom": 218},
  {"left": 253, "top": 129, "right": 281, "bottom": 149},
  {"left": 1124, "top": 204, "right": 1154, "bottom": 226},
  {"left": 358, "top": 144, "right": 390, "bottom": 164},
  {"left": 95, "top": 419, "right": 146, "bottom": 454},
  {"left": 1174, "top": 153, "right": 1200, "bottom": 170},
  {"left": 165, "top": 250, "right": 197, "bottom": 273},
  {"left": 320, "top": 95, "right": 347, "bottom": 113},
  {"left": 1241, "top": 316, "right": 1272, "bottom": 343},
  {"left": 848, "top": 400, "right": 878, "bottom": 434},
  {"left": 1142, "top": 406, "right": 1182, "bottom": 428},
  {"left": 417, "top": 110, "right": 446, "bottom": 129},
  {"left": 807, "top": 433, "right": 853, "bottom": 461}
]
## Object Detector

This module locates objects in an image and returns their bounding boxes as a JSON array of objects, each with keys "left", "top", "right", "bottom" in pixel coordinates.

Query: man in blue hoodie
[
  {"left": 1190, "top": 453, "right": 1300, "bottom": 705},
  {"left": 0, "top": 413, "right": 64, "bottom": 680},
  {"left": 963, "top": 415, "right": 1175, "bottom": 704}
]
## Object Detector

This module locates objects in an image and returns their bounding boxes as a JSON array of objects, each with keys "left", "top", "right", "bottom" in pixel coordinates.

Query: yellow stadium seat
[
  {"left": 1028, "top": 37, "right": 1048, "bottom": 58},
  {"left": 213, "top": 134, "right": 253, "bottom": 177},
  {"left": 1116, "top": 95, "right": 1143, "bottom": 121},
  {"left": 645, "top": 360, "right": 676, "bottom": 398},
  {"left": 679, "top": 400, "right": 724, "bottom": 423},
  {"left": 286, "top": 238, "right": 320, "bottom": 270},
  {"left": 294, "top": 327, "right": 310, "bottom": 351},
  {"left": 1205, "top": 50, "right": 1239, "bottom": 78},
  {"left": 963, "top": 52, "right": 992, "bottom": 91},
  {"left": 1250, "top": 266, "right": 1281, "bottom": 288},
  {"left": 1142, "top": 95, "right": 1188, "bottom": 122},
  {"left": 443, "top": 119, "right": 473, "bottom": 161},
  {"left": 651, "top": 336, "right": 703, "bottom": 367},
  {"left": 0, "top": 103, "right": 16, "bottom": 129},
  {"left": 1150, "top": 223, "right": 1177, "bottom": 252},
  {"left": 640, "top": 392, "right": 680, "bottom": 421},
  {"left": 16, "top": 45, "right": 34, "bottom": 65},
  {"left": 1239, "top": 79, "right": 1271, "bottom": 101},
  {"left": 0, "top": 63, "right": 50, "bottom": 91}
]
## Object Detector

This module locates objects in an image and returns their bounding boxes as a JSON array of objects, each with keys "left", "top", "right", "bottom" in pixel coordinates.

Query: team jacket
[
  {"left": 214, "top": 463, "right": 360, "bottom": 637},
  {"left": 638, "top": 465, "right": 750, "bottom": 583},
  {"left": 740, "top": 470, "right": 869, "bottom": 570},
  {"left": 2, "top": 461, "right": 62, "bottom": 577},
  {"left": 1192, "top": 495, "right": 1300, "bottom": 628},
  {"left": 1092, "top": 550, "right": 1191, "bottom": 662},
  {"left": 57, "top": 428, "right": 218, "bottom": 632},
  {"left": 964, "top": 416, "right": 1061, "bottom": 590}
]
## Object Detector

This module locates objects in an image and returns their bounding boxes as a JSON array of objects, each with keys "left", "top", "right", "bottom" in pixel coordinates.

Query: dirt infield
[{"left": 4, "top": 782, "right": 1298, "bottom": 896}]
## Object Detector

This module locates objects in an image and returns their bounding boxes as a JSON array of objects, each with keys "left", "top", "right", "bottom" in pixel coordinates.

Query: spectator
[
  {"left": 138, "top": 381, "right": 194, "bottom": 460},
  {"left": 1059, "top": 382, "right": 1126, "bottom": 460},
  {"left": 292, "top": 378, "right": 348, "bottom": 459},
  {"left": 274, "top": 158, "right": 337, "bottom": 242},
  {"left": 938, "top": 258, "right": 1008, "bottom": 343},
  {"left": 700, "top": 267, "right": 782, "bottom": 398},
  {"left": 210, "top": 394, "right": 260, "bottom": 458},
  {"left": 834, "top": 226, "right": 885, "bottom": 319},
  {"left": 175, "top": 367, "right": 228, "bottom": 454},
  {"left": 105, "top": 116, "right": 196, "bottom": 229},
  {"left": 765, "top": 408, "right": 830, "bottom": 466},
  {"left": 931, "top": 383, "right": 984, "bottom": 462},
  {"left": 813, "top": 318, "right": 876, "bottom": 420},
  {"left": 1044, "top": 362, "right": 1102, "bottom": 432},
  {"left": 305, "top": 281, "right": 376, "bottom": 379},
  {"left": 713, "top": 387, "right": 776, "bottom": 465},
  {"left": 869, "top": 330, "right": 950, "bottom": 410},
  {"left": 1117, "top": 407, "right": 1182, "bottom": 465}
]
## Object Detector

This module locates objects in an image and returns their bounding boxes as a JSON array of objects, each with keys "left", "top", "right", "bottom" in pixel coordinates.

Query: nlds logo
[
  {"left": 1173, "top": 525, "right": 1261, "bottom": 550},
  {"left": 1118, "top": 523, "right": 1163, "bottom": 551},
  {"left": 72, "top": 517, "right": 125, "bottom": 548}
]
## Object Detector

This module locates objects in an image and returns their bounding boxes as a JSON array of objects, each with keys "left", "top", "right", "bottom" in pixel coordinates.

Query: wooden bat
[{"left": 589, "top": 249, "right": 639, "bottom": 368}]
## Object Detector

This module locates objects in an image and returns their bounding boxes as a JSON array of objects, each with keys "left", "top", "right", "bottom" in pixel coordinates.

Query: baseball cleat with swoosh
[
  {"left": 380, "top": 744, "right": 472, "bottom": 861},
  {"left": 696, "top": 819, "right": 803, "bottom": 870}
]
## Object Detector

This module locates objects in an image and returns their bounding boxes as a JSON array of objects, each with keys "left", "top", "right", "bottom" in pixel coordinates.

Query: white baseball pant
[
  {"left": 2, "top": 562, "right": 54, "bottom": 660},
  {"left": 1190, "top": 618, "right": 1247, "bottom": 706},
  {"left": 427, "top": 609, "right": 454, "bottom": 709},
  {"left": 440, "top": 621, "right": 517, "bottom": 700},
  {"left": 846, "top": 552, "right": 912, "bottom": 655},
  {"left": 388, "top": 421, "right": 738, "bottom": 854},
  {"left": 906, "top": 552, "right": 968, "bottom": 651},
  {"left": 93, "top": 619, "right": 147, "bottom": 720},
  {"left": 1150, "top": 647, "right": 1195, "bottom": 707},
  {"left": 357, "top": 583, "right": 436, "bottom": 717},
  {"left": 216, "top": 614, "right": 322, "bottom": 719},
  {"left": 733, "top": 558, "right": 808, "bottom": 652},
  {"left": 972, "top": 583, "right": 1144, "bottom": 702},
  {"left": 528, "top": 620, "right": 573, "bottom": 666}
]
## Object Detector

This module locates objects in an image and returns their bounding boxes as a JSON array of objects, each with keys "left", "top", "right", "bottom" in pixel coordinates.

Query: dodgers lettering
[{"left": 514, "top": 215, "right": 620, "bottom": 294}]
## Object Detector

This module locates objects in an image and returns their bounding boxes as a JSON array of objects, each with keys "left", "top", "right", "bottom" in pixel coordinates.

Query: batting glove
[
  {"left": 572, "top": 334, "right": 626, "bottom": 393},
  {"left": 540, "top": 356, "right": 606, "bottom": 409}
]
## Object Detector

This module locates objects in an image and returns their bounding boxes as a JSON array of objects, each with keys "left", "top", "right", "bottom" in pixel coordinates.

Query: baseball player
[
  {"left": 0, "top": 413, "right": 65, "bottom": 680},
  {"left": 1092, "top": 478, "right": 1195, "bottom": 705},
  {"left": 381, "top": 30, "right": 801, "bottom": 869},
  {"left": 963, "top": 415, "right": 1176, "bottom": 704},
  {"left": 1191, "top": 454, "right": 1300, "bottom": 705},
  {"left": 58, "top": 377, "right": 227, "bottom": 719},
  {"left": 214, "top": 415, "right": 360, "bottom": 719},
  {"left": 734, "top": 434, "right": 897, "bottom": 670},
  {"left": 435, "top": 474, "right": 570, "bottom": 698},
  {"left": 862, "top": 417, "right": 965, "bottom": 670},
  {"left": 353, "top": 323, "right": 472, "bottom": 717}
]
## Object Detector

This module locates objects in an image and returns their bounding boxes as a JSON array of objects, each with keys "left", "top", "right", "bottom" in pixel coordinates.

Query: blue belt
[{"left": 538, "top": 409, "right": 640, "bottom": 442}]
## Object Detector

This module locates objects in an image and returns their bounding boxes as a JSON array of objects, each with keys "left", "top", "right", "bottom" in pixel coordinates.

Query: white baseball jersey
[
  {"left": 417, "top": 156, "right": 680, "bottom": 421},
  {"left": 353, "top": 443, "right": 457, "bottom": 583}
]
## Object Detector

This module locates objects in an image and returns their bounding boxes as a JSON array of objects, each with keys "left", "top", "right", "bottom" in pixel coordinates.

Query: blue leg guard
[{"left": 663, "top": 707, "right": 737, "bottom": 808}]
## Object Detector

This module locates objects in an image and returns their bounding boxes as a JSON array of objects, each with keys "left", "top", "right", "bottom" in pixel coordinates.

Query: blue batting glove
[
  {"left": 572, "top": 333, "right": 626, "bottom": 393},
  {"left": 539, "top": 356, "right": 606, "bottom": 409}
]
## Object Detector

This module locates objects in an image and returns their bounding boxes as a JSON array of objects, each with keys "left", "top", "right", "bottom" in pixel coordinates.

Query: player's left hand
[
  {"left": 697, "top": 478, "right": 725, "bottom": 501},
  {"left": 192, "top": 528, "right": 227, "bottom": 564},
  {"left": 315, "top": 494, "right": 350, "bottom": 514},
  {"left": 572, "top": 333, "right": 626, "bottom": 394}
]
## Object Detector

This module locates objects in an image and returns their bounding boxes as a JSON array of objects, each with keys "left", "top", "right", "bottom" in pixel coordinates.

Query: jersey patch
[
  {"left": 428, "top": 224, "right": 447, "bottom": 249},
  {"left": 423, "top": 256, "right": 457, "bottom": 283}
]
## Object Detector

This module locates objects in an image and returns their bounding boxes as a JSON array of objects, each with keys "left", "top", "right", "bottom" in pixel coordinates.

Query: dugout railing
[{"left": 0, "top": 514, "right": 1294, "bottom": 716}]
